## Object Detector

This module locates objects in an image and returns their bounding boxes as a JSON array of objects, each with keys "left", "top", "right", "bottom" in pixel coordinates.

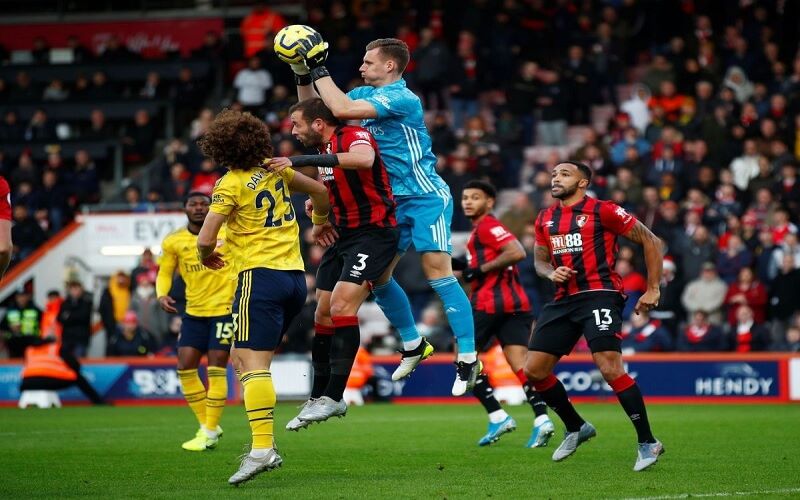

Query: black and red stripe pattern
[
  {"left": 534, "top": 195, "right": 636, "bottom": 300},
  {"left": 467, "top": 215, "right": 531, "bottom": 314},
  {"left": 321, "top": 125, "right": 396, "bottom": 229}
]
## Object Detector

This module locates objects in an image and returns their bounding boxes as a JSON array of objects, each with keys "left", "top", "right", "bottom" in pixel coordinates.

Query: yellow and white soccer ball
[{"left": 273, "top": 24, "right": 319, "bottom": 64}]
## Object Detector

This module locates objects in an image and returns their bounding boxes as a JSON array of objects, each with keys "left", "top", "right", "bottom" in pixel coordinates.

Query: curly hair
[{"left": 197, "top": 109, "right": 273, "bottom": 170}]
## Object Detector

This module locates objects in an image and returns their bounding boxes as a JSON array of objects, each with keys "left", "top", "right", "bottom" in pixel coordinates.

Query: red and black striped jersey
[
  {"left": 0, "top": 176, "right": 10, "bottom": 221},
  {"left": 534, "top": 196, "right": 636, "bottom": 301},
  {"left": 319, "top": 125, "right": 396, "bottom": 229},
  {"left": 466, "top": 214, "right": 531, "bottom": 314}
]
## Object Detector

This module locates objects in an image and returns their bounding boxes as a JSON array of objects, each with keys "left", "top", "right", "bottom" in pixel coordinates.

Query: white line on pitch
[{"left": 622, "top": 487, "right": 800, "bottom": 500}]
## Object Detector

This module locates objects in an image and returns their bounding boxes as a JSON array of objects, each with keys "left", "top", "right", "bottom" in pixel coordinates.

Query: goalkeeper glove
[
  {"left": 290, "top": 61, "right": 312, "bottom": 86},
  {"left": 296, "top": 31, "right": 330, "bottom": 80},
  {"left": 462, "top": 267, "right": 485, "bottom": 283}
]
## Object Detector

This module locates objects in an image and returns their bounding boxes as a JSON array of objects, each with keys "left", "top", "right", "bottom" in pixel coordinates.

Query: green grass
[{"left": 1, "top": 403, "right": 799, "bottom": 499}]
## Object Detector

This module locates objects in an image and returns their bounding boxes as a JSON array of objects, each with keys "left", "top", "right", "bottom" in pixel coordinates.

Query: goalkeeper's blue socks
[
  {"left": 429, "top": 276, "right": 476, "bottom": 355},
  {"left": 372, "top": 278, "right": 421, "bottom": 350}
]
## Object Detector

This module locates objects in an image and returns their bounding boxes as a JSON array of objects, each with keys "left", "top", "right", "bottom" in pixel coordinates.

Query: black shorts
[
  {"left": 528, "top": 291, "right": 624, "bottom": 356},
  {"left": 474, "top": 310, "right": 533, "bottom": 351},
  {"left": 316, "top": 226, "right": 399, "bottom": 291},
  {"left": 178, "top": 314, "right": 234, "bottom": 352}
]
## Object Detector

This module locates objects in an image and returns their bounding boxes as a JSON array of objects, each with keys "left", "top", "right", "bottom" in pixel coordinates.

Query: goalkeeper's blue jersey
[{"left": 348, "top": 79, "right": 448, "bottom": 197}]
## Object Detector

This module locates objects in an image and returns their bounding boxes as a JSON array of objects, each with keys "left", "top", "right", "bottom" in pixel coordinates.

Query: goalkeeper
[{"left": 282, "top": 32, "right": 481, "bottom": 396}]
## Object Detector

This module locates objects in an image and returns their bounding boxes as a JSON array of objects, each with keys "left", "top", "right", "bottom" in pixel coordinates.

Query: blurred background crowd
[{"left": 1, "top": 0, "right": 800, "bottom": 359}]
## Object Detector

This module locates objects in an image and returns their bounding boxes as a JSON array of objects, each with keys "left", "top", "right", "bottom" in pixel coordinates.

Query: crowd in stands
[{"left": 2, "top": 1, "right": 800, "bottom": 357}]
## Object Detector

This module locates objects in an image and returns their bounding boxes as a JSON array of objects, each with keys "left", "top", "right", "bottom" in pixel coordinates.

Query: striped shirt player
[
  {"left": 457, "top": 180, "right": 554, "bottom": 449},
  {"left": 534, "top": 195, "right": 635, "bottom": 301},
  {"left": 0, "top": 176, "right": 11, "bottom": 280},
  {"left": 321, "top": 125, "right": 396, "bottom": 229},
  {"left": 277, "top": 98, "right": 400, "bottom": 428},
  {"left": 525, "top": 161, "right": 664, "bottom": 472},
  {"left": 295, "top": 36, "right": 479, "bottom": 394},
  {"left": 467, "top": 215, "right": 531, "bottom": 315}
]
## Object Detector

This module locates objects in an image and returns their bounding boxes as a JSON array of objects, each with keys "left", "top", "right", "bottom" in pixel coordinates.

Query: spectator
[
  {"left": 10, "top": 71, "right": 38, "bottom": 102},
  {"left": 58, "top": 279, "right": 93, "bottom": 358},
  {"left": 769, "top": 208, "right": 797, "bottom": 245},
  {"left": 617, "top": 258, "right": 646, "bottom": 320},
  {"left": 681, "top": 262, "right": 727, "bottom": 325},
  {"left": 412, "top": 27, "right": 451, "bottom": 111},
  {"left": 139, "top": 71, "right": 167, "bottom": 100},
  {"left": 563, "top": 45, "right": 594, "bottom": 125},
  {"left": 723, "top": 267, "right": 768, "bottom": 326},
  {"left": 70, "top": 149, "right": 100, "bottom": 205},
  {"left": 24, "top": 109, "right": 56, "bottom": 142},
  {"left": 98, "top": 34, "right": 138, "bottom": 62},
  {"left": 677, "top": 310, "right": 726, "bottom": 352},
  {"left": 130, "top": 248, "right": 158, "bottom": 286},
  {"left": 129, "top": 275, "right": 169, "bottom": 349},
  {"left": 505, "top": 61, "right": 539, "bottom": 146},
  {"left": 81, "top": 109, "right": 115, "bottom": 140},
  {"left": 122, "top": 109, "right": 158, "bottom": 163},
  {"left": 621, "top": 84, "right": 651, "bottom": 134},
  {"left": 448, "top": 31, "right": 482, "bottom": 131},
  {"left": 730, "top": 139, "right": 761, "bottom": 191},
  {"left": 0, "top": 289, "right": 42, "bottom": 358},
  {"left": 106, "top": 310, "right": 154, "bottom": 357},
  {"left": 778, "top": 325, "right": 800, "bottom": 352},
  {"left": 536, "top": 70, "right": 568, "bottom": 146},
  {"left": 621, "top": 311, "right": 673, "bottom": 353},
  {"left": 171, "top": 67, "right": 206, "bottom": 132},
  {"left": 651, "top": 256, "right": 684, "bottom": 335},
  {"left": 727, "top": 305, "right": 770, "bottom": 352},
  {"left": 11, "top": 205, "right": 46, "bottom": 261},
  {"left": 722, "top": 66, "right": 754, "bottom": 103},
  {"left": 679, "top": 225, "right": 716, "bottom": 281},
  {"left": 189, "top": 159, "right": 222, "bottom": 195},
  {"left": 98, "top": 271, "right": 131, "bottom": 340},
  {"left": 0, "top": 110, "right": 25, "bottom": 142},
  {"left": 86, "top": 71, "right": 117, "bottom": 100},
  {"left": 240, "top": 4, "right": 286, "bottom": 57},
  {"left": 233, "top": 56, "right": 273, "bottom": 115},
  {"left": 42, "top": 79, "right": 69, "bottom": 101},
  {"left": 66, "top": 35, "right": 93, "bottom": 63},
  {"left": 716, "top": 234, "right": 752, "bottom": 284}
]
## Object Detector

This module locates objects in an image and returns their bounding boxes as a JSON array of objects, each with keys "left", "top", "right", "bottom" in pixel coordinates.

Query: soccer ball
[{"left": 274, "top": 24, "right": 319, "bottom": 64}]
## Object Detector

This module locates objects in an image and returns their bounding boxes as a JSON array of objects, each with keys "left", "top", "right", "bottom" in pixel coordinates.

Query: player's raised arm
[
  {"left": 623, "top": 220, "right": 664, "bottom": 314},
  {"left": 270, "top": 143, "right": 375, "bottom": 173},
  {"left": 295, "top": 32, "right": 378, "bottom": 120}
]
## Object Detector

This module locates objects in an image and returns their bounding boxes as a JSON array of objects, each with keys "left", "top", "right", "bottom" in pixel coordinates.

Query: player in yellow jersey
[
  {"left": 156, "top": 192, "right": 237, "bottom": 451},
  {"left": 196, "top": 109, "right": 337, "bottom": 486}
]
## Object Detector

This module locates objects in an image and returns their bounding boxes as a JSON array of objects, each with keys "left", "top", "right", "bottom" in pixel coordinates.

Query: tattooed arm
[
  {"left": 623, "top": 220, "right": 665, "bottom": 313},
  {"left": 534, "top": 244, "right": 576, "bottom": 283}
]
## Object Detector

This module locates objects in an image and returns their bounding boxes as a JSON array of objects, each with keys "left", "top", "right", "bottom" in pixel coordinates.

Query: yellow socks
[
  {"left": 178, "top": 369, "right": 206, "bottom": 426},
  {"left": 241, "top": 370, "right": 275, "bottom": 449},
  {"left": 205, "top": 366, "right": 228, "bottom": 431}
]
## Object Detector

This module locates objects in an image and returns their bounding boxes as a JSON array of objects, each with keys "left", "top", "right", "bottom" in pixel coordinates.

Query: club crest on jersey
[{"left": 576, "top": 215, "right": 589, "bottom": 228}]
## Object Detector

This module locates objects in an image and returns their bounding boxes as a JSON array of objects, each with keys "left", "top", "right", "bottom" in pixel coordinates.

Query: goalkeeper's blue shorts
[{"left": 395, "top": 187, "right": 453, "bottom": 254}]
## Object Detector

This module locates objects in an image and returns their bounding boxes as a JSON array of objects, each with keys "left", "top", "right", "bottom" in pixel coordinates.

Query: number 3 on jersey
[{"left": 255, "top": 178, "right": 295, "bottom": 227}]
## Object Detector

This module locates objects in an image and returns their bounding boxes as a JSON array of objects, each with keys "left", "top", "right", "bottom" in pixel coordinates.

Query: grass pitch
[{"left": 1, "top": 403, "right": 799, "bottom": 499}]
